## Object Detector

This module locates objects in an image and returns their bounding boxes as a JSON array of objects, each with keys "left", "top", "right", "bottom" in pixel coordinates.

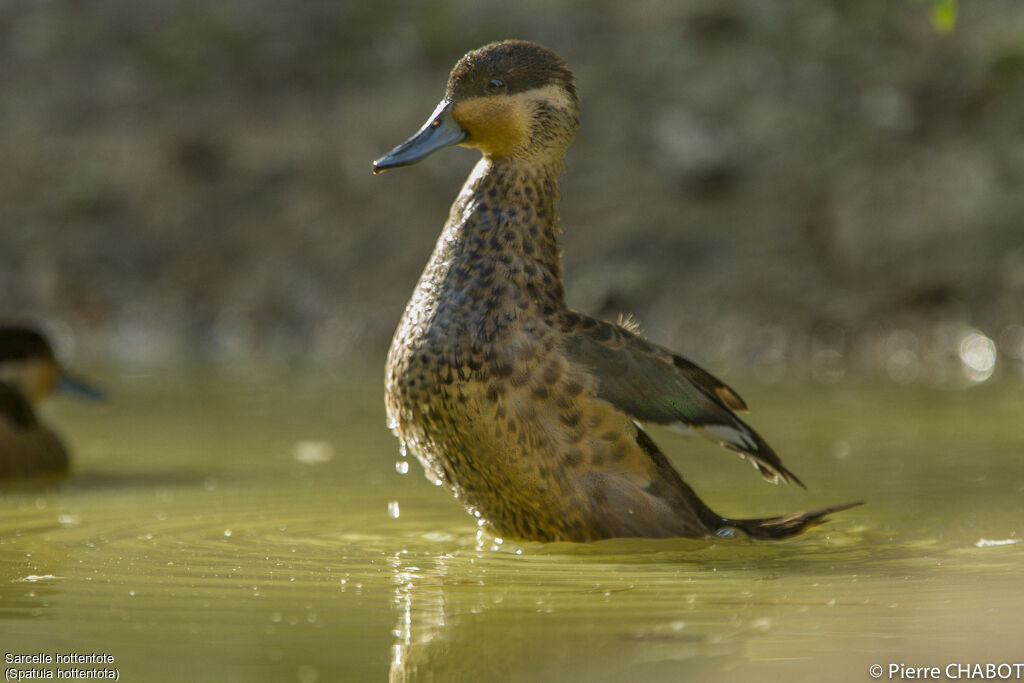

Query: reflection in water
[
  {"left": 0, "top": 532, "right": 67, "bottom": 618},
  {"left": 385, "top": 535, "right": 844, "bottom": 682},
  {"left": 386, "top": 529, "right": 1024, "bottom": 682},
  {"left": 0, "top": 371, "right": 1022, "bottom": 681}
]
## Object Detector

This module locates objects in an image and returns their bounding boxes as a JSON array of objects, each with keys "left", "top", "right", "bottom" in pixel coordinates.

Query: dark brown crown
[
  {"left": 446, "top": 40, "right": 577, "bottom": 104},
  {"left": 0, "top": 326, "right": 56, "bottom": 363}
]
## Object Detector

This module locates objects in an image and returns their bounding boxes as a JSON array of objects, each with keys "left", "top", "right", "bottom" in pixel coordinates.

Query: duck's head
[
  {"left": 373, "top": 40, "right": 578, "bottom": 173},
  {"left": 0, "top": 326, "right": 103, "bottom": 404}
]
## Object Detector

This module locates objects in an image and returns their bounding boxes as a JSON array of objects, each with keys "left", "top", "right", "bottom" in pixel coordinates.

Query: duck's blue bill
[
  {"left": 372, "top": 101, "right": 468, "bottom": 174},
  {"left": 57, "top": 372, "right": 105, "bottom": 401}
]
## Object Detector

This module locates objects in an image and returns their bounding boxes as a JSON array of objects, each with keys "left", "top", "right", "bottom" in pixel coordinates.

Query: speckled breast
[{"left": 384, "top": 265, "right": 497, "bottom": 490}]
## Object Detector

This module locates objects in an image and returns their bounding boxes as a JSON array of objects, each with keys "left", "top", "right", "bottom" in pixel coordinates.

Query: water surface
[{"left": 1, "top": 368, "right": 1021, "bottom": 681}]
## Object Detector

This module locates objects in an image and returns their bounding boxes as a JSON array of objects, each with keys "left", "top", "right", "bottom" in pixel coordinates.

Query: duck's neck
[{"left": 442, "top": 156, "right": 565, "bottom": 304}]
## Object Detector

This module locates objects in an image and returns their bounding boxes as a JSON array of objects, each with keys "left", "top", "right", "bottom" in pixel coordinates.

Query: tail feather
[{"left": 722, "top": 501, "right": 864, "bottom": 540}]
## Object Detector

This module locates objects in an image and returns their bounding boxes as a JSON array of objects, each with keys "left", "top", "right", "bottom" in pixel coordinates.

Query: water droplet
[
  {"left": 883, "top": 330, "right": 920, "bottom": 383},
  {"left": 292, "top": 440, "right": 334, "bottom": 464},
  {"left": 18, "top": 575, "right": 58, "bottom": 583},
  {"left": 297, "top": 664, "right": 319, "bottom": 683},
  {"left": 886, "top": 349, "right": 920, "bottom": 384},
  {"left": 387, "top": 501, "right": 401, "bottom": 519},
  {"left": 224, "top": 529, "right": 232, "bottom": 537},
  {"left": 959, "top": 330, "right": 996, "bottom": 382},
  {"left": 395, "top": 460, "right": 409, "bottom": 474},
  {"left": 999, "top": 324, "right": 1024, "bottom": 360},
  {"left": 831, "top": 441, "right": 850, "bottom": 460}
]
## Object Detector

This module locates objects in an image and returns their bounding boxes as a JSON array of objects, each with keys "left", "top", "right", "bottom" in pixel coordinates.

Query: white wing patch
[
  {"left": 663, "top": 420, "right": 786, "bottom": 485},
  {"left": 703, "top": 424, "right": 758, "bottom": 451},
  {"left": 666, "top": 422, "right": 699, "bottom": 438},
  {"left": 665, "top": 421, "right": 756, "bottom": 451}
]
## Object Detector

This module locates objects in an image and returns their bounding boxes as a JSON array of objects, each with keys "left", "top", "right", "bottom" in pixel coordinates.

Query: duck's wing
[
  {"left": 600, "top": 426, "right": 856, "bottom": 540},
  {"left": 557, "top": 314, "right": 805, "bottom": 487}
]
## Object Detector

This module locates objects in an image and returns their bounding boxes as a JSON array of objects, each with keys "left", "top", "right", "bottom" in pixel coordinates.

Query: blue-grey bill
[
  {"left": 372, "top": 101, "right": 468, "bottom": 174},
  {"left": 57, "top": 371, "right": 105, "bottom": 400}
]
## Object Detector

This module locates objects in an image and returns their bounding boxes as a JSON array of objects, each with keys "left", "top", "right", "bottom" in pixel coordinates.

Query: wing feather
[{"left": 558, "top": 314, "right": 804, "bottom": 487}]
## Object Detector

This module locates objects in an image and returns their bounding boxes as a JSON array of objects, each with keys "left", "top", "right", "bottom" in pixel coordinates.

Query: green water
[{"left": 1, "top": 367, "right": 1021, "bottom": 682}]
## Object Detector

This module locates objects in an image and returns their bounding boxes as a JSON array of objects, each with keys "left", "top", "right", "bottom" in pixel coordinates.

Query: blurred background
[
  {"left": 2, "top": 0, "right": 1023, "bottom": 383},
  {"left": 3, "top": 6, "right": 1023, "bottom": 679}
]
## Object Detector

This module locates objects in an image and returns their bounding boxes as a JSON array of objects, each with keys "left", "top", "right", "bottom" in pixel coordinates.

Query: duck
[
  {"left": 0, "top": 325, "right": 102, "bottom": 478},
  {"left": 373, "top": 40, "right": 860, "bottom": 542}
]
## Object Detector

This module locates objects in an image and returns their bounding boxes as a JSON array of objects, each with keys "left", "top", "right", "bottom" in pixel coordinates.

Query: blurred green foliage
[{"left": 928, "top": 0, "right": 958, "bottom": 34}]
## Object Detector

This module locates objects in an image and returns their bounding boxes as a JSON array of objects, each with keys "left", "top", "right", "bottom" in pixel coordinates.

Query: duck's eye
[{"left": 486, "top": 78, "right": 506, "bottom": 94}]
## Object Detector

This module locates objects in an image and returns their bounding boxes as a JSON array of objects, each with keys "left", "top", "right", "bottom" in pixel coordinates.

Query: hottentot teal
[
  {"left": 374, "top": 40, "right": 860, "bottom": 542},
  {"left": 0, "top": 325, "right": 102, "bottom": 477}
]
